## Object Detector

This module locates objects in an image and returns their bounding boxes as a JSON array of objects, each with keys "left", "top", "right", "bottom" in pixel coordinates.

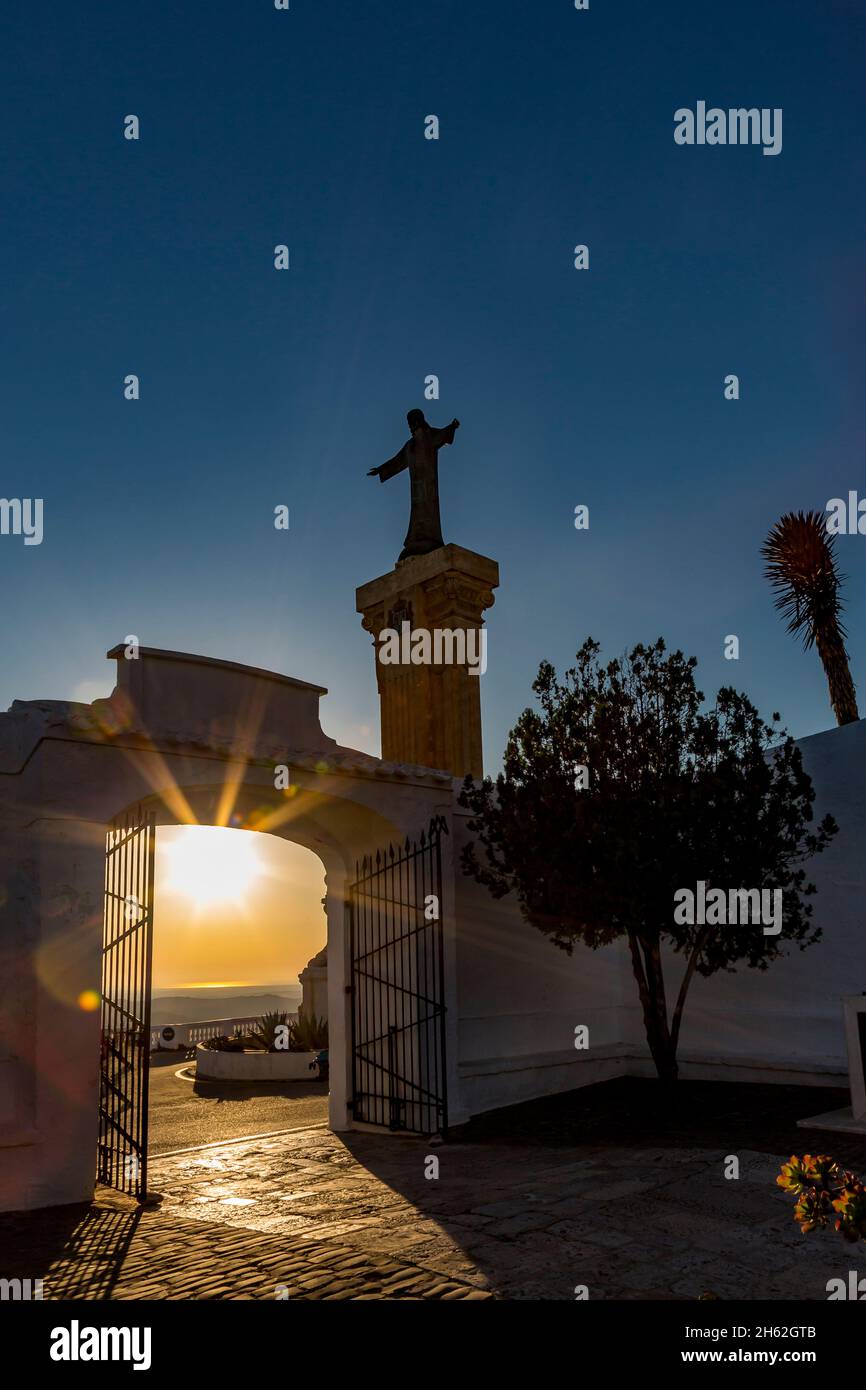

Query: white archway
[{"left": 0, "top": 647, "right": 458, "bottom": 1211}]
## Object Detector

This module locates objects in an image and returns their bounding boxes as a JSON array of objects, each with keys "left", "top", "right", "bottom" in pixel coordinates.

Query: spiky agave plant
[
  {"left": 762, "top": 510, "right": 859, "bottom": 726},
  {"left": 251, "top": 1011, "right": 290, "bottom": 1052},
  {"left": 290, "top": 1012, "right": 328, "bottom": 1052}
]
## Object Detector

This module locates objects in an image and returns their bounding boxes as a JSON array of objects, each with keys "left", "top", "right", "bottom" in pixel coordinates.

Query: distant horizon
[{"left": 151, "top": 982, "right": 303, "bottom": 996}]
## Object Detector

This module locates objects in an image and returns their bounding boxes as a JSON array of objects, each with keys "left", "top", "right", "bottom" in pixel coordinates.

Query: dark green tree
[{"left": 459, "top": 639, "right": 837, "bottom": 1084}]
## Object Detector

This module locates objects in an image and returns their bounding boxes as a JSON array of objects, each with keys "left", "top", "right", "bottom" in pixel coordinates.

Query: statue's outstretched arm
[
  {"left": 430, "top": 419, "right": 460, "bottom": 449},
  {"left": 368, "top": 445, "right": 409, "bottom": 482}
]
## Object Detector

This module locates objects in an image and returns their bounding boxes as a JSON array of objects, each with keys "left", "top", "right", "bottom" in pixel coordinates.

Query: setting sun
[
  {"left": 152, "top": 828, "right": 327, "bottom": 990},
  {"left": 160, "top": 825, "right": 262, "bottom": 908}
]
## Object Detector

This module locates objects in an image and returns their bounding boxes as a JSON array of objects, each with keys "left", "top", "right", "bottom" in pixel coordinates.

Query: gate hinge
[{"left": 344, "top": 985, "right": 354, "bottom": 994}]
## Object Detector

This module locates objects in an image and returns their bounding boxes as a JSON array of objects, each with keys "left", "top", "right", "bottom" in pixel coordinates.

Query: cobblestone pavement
[
  {"left": 0, "top": 1182, "right": 489, "bottom": 1301},
  {"left": 2, "top": 1080, "right": 864, "bottom": 1300}
]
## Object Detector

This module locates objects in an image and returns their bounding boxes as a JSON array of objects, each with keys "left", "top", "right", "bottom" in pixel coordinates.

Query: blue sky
[{"left": 2, "top": 0, "right": 865, "bottom": 769}]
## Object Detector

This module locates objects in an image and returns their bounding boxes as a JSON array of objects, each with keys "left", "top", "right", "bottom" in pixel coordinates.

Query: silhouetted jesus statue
[{"left": 367, "top": 408, "right": 460, "bottom": 561}]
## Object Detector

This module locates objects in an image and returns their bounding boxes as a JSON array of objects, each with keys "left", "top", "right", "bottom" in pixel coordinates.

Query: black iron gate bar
[
  {"left": 98, "top": 805, "right": 155, "bottom": 1201},
  {"left": 349, "top": 815, "right": 448, "bottom": 1136},
  {"left": 351, "top": 915, "right": 445, "bottom": 1110}
]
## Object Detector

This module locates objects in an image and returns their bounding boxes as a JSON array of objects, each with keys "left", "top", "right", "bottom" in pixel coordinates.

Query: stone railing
[{"left": 150, "top": 1015, "right": 298, "bottom": 1052}]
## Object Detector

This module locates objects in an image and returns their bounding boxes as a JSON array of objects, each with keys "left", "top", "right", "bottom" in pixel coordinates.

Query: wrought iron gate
[
  {"left": 97, "top": 805, "right": 156, "bottom": 1200},
  {"left": 349, "top": 816, "right": 448, "bottom": 1136}
]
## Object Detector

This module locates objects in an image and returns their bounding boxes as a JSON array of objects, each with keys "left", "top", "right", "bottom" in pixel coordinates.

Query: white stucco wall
[
  {"left": 452, "top": 805, "right": 632, "bottom": 1115},
  {"left": 665, "top": 718, "right": 866, "bottom": 1085}
]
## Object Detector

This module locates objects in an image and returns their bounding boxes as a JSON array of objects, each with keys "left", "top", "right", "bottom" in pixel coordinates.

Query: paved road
[{"left": 147, "top": 1053, "right": 329, "bottom": 1154}]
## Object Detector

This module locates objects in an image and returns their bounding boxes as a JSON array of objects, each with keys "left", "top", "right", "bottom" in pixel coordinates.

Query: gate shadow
[
  {"left": 333, "top": 1129, "right": 536, "bottom": 1299},
  {"left": 0, "top": 1190, "right": 141, "bottom": 1300}
]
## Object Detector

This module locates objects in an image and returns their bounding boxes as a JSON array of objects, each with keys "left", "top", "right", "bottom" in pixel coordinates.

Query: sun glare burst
[{"left": 160, "top": 825, "right": 262, "bottom": 908}]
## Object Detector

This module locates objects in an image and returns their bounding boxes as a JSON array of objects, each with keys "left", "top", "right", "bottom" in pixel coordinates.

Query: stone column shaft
[{"left": 356, "top": 544, "right": 499, "bottom": 779}]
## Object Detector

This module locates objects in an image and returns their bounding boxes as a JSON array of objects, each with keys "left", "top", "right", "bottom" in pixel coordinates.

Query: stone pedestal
[
  {"left": 356, "top": 544, "right": 499, "bottom": 779},
  {"left": 299, "top": 946, "right": 328, "bottom": 1023}
]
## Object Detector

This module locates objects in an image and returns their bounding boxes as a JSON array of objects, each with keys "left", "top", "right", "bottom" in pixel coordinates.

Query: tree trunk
[
  {"left": 816, "top": 627, "right": 859, "bottom": 726},
  {"left": 627, "top": 933, "right": 678, "bottom": 1085},
  {"left": 670, "top": 924, "right": 712, "bottom": 1056}
]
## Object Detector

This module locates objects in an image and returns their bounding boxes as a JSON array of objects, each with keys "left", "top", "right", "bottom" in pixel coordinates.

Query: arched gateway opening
[
  {"left": 97, "top": 800, "right": 335, "bottom": 1200},
  {"left": 99, "top": 811, "right": 331, "bottom": 1200},
  {"left": 86, "top": 648, "right": 454, "bottom": 1204},
  {"left": 98, "top": 789, "right": 449, "bottom": 1202}
]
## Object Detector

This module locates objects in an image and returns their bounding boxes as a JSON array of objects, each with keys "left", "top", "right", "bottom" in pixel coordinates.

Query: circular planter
[{"left": 195, "top": 1044, "right": 319, "bottom": 1082}]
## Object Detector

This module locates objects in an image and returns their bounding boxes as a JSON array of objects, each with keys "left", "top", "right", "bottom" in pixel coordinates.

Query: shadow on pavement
[{"left": 0, "top": 1188, "right": 142, "bottom": 1300}]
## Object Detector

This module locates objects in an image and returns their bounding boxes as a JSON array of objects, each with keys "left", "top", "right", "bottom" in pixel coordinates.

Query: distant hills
[{"left": 151, "top": 984, "right": 302, "bottom": 1026}]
